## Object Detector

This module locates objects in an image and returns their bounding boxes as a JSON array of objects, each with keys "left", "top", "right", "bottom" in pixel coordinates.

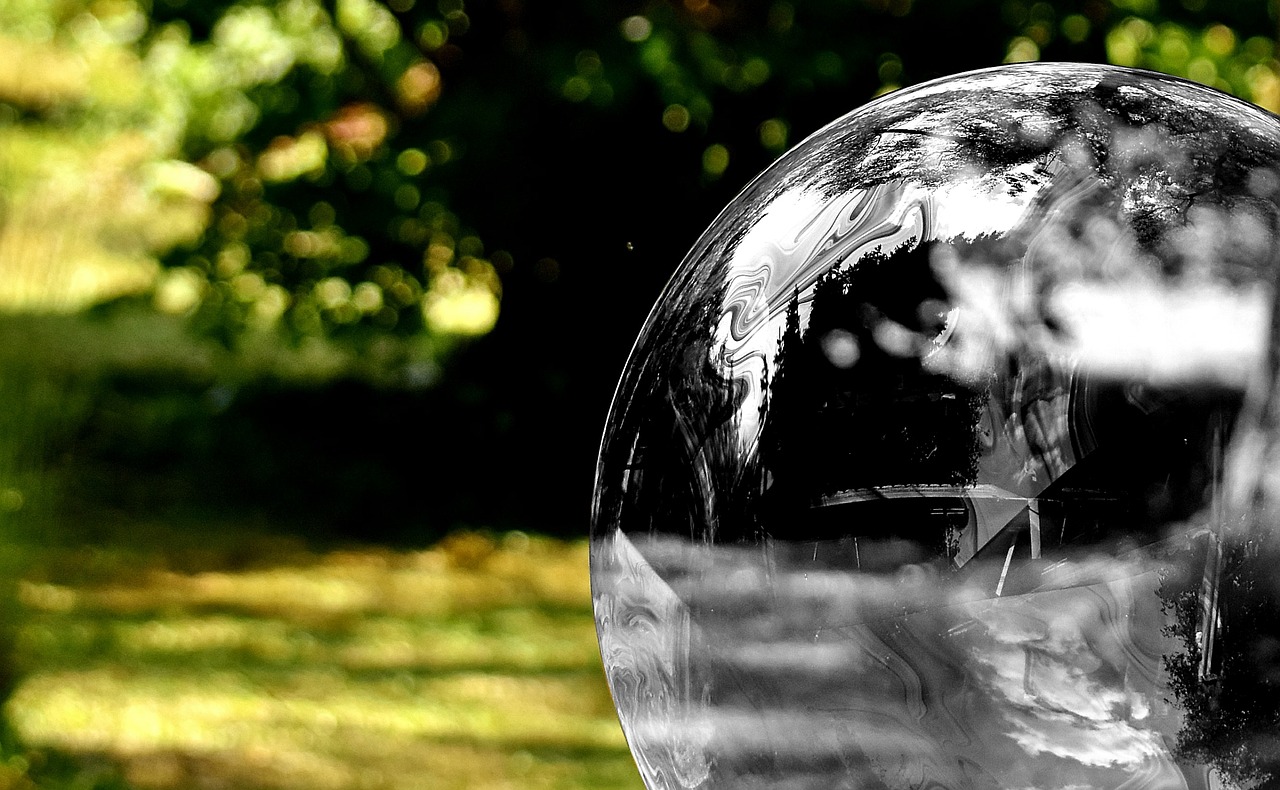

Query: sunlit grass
[{"left": 5, "top": 532, "right": 642, "bottom": 790}]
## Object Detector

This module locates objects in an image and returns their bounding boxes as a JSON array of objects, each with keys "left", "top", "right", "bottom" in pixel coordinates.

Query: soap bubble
[{"left": 592, "top": 64, "right": 1280, "bottom": 789}]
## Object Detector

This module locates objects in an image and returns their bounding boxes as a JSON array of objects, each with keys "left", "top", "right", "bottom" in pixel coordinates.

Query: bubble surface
[{"left": 592, "top": 64, "right": 1280, "bottom": 790}]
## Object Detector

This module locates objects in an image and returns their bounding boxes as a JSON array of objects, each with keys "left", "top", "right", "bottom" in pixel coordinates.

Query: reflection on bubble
[{"left": 592, "top": 64, "right": 1280, "bottom": 790}]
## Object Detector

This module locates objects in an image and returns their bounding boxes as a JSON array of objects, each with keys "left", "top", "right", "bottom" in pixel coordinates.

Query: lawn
[{"left": 4, "top": 531, "right": 642, "bottom": 790}]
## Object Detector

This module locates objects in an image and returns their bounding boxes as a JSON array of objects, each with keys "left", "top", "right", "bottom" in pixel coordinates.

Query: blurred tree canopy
[
  {"left": 0, "top": 0, "right": 505, "bottom": 382},
  {"left": 3, "top": 0, "right": 1280, "bottom": 535}
]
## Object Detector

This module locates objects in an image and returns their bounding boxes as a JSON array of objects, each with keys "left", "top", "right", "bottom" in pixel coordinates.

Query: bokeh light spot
[
  {"left": 395, "top": 184, "right": 421, "bottom": 212},
  {"left": 1187, "top": 57, "right": 1217, "bottom": 86},
  {"left": 315, "top": 277, "right": 351, "bottom": 310},
  {"left": 533, "top": 258, "right": 559, "bottom": 283},
  {"left": 702, "top": 143, "right": 729, "bottom": 177},
  {"left": 1061, "top": 14, "right": 1090, "bottom": 43},
  {"left": 1158, "top": 30, "right": 1191, "bottom": 67},
  {"left": 768, "top": 2, "right": 794, "bottom": 32},
  {"left": 153, "top": 267, "right": 206, "bottom": 314},
  {"left": 813, "top": 51, "right": 843, "bottom": 78},
  {"left": 758, "top": 118, "right": 788, "bottom": 151},
  {"left": 820, "top": 329, "right": 860, "bottom": 369},
  {"left": 878, "top": 53, "right": 903, "bottom": 84},
  {"left": 417, "top": 20, "right": 448, "bottom": 50},
  {"left": 396, "top": 61, "right": 442, "bottom": 115},
  {"left": 1203, "top": 24, "right": 1236, "bottom": 57},
  {"left": 1005, "top": 36, "right": 1040, "bottom": 63},
  {"left": 621, "top": 16, "right": 652, "bottom": 43},
  {"left": 396, "top": 149, "right": 429, "bottom": 176},
  {"left": 662, "top": 104, "right": 691, "bottom": 132}
]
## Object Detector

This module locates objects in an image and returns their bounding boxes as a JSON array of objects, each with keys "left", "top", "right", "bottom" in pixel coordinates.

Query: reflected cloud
[{"left": 597, "top": 531, "right": 1200, "bottom": 789}]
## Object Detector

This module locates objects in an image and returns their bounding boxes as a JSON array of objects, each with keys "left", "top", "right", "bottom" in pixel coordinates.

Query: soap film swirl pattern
[{"left": 593, "top": 64, "right": 1280, "bottom": 790}]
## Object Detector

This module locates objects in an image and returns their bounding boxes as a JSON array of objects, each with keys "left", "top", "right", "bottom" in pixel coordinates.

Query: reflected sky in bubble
[{"left": 594, "top": 64, "right": 1280, "bottom": 790}]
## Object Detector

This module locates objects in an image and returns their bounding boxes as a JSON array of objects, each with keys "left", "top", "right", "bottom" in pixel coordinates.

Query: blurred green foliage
[
  {"left": 2, "top": 0, "right": 1279, "bottom": 371},
  {"left": 0, "top": 0, "right": 501, "bottom": 369}
]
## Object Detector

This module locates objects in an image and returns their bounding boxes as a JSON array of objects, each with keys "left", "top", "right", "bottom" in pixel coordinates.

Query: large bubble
[{"left": 591, "top": 63, "right": 1280, "bottom": 790}]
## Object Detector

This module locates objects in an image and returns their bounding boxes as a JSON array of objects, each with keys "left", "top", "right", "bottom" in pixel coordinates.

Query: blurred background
[{"left": 0, "top": 0, "right": 1279, "bottom": 788}]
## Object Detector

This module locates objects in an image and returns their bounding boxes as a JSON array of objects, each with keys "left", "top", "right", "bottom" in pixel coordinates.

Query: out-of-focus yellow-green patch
[
  {"left": 6, "top": 533, "right": 641, "bottom": 790},
  {"left": 1104, "top": 16, "right": 1280, "bottom": 112}
]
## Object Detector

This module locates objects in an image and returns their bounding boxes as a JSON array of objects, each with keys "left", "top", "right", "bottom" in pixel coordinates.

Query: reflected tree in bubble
[
  {"left": 1158, "top": 527, "right": 1280, "bottom": 787},
  {"left": 758, "top": 239, "right": 988, "bottom": 558},
  {"left": 592, "top": 63, "right": 1280, "bottom": 790}
]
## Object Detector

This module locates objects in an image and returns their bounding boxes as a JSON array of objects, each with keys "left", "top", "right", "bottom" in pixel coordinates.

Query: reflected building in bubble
[{"left": 592, "top": 64, "right": 1280, "bottom": 790}]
